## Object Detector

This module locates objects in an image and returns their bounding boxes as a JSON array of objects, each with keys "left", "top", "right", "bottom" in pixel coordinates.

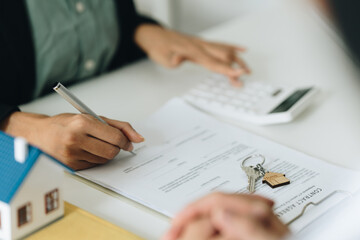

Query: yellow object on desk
[{"left": 26, "top": 202, "right": 143, "bottom": 240}]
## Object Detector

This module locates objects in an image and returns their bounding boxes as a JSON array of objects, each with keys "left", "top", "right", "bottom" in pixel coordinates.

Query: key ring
[{"left": 241, "top": 154, "right": 265, "bottom": 167}]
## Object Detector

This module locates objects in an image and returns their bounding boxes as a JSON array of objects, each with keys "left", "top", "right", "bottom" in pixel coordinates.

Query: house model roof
[{"left": 0, "top": 131, "right": 70, "bottom": 204}]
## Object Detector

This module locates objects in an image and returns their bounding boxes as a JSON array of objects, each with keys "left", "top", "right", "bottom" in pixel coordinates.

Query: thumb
[{"left": 170, "top": 54, "right": 185, "bottom": 67}]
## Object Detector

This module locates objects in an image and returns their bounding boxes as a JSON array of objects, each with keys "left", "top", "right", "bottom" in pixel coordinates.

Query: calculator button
[
  {"left": 185, "top": 95, "right": 198, "bottom": 102},
  {"left": 236, "top": 108, "right": 246, "bottom": 113},
  {"left": 249, "top": 97, "right": 259, "bottom": 102},
  {"left": 230, "top": 99, "right": 243, "bottom": 105},
  {"left": 236, "top": 94, "right": 248, "bottom": 101},
  {"left": 217, "top": 95, "right": 229, "bottom": 102},
  {"left": 197, "top": 98, "right": 209, "bottom": 105},
  {"left": 223, "top": 104, "right": 237, "bottom": 111},
  {"left": 264, "top": 86, "right": 275, "bottom": 93},
  {"left": 209, "top": 101, "right": 223, "bottom": 108},
  {"left": 244, "top": 88, "right": 256, "bottom": 95},
  {"left": 272, "top": 89, "right": 282, "bottom": 97},
  {"left": 198, "top": 84, "right": 211, "bottom": 91},
  {"left": 224, "top": 90, "right": 237, "bottom": 97},
  {"left": 210, "top": 87, "right": 222, "bottom": 93},
  {"left": 258, "top": 91, "right": 267, "bottom": 97},
  {"left": 205, "top": 81, "right": 217, "bottom": 87},
  {"left": 190, "top": 89, "right": 215, "bottom": 98},
  {"left": 244, "top": 102, "right": 253, "bottom": 108},
  {"left": 218, "top": 82, "right": 230, "bottom": 89},
  {"left": 246, "top": 109, "right": 256, "bottom": 115},
  {"left": 251, "top": 82, "right": 263, "bottom": 89}
]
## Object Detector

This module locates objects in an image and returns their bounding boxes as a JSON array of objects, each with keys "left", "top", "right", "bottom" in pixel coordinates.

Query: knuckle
[
  {"left": 113, "top": 133, "right": 125, "bottom": 147},
  {"left": 63, "top": 132, "right": 78, "bottom": 146},
  {"left": 72, "top": 114, "right": 89, "bottom": 129},
  {"left": 98, "top": 158, "right": 109, "bottom": 164},
  {"left": 123, "top": 121, "right": 131, "bottom": 127}
]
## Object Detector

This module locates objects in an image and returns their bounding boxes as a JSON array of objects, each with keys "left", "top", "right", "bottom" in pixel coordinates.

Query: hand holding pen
[{"left": 48, "top": 82, "right": 144, "bottom": 170}]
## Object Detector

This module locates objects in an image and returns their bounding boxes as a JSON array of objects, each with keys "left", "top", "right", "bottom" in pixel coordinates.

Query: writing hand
[{"left": 1, "top": 112, "right": 144, "bottom": 170}]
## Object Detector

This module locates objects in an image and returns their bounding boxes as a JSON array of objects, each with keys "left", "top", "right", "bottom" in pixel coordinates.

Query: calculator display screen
[{"left": 269, "top": 88, "right": 312, "bottom": 113}]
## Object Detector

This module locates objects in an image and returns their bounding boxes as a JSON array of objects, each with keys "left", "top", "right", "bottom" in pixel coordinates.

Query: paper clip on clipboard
[{"left": 286, "top": 190, "right": 353, "bottom": 226}]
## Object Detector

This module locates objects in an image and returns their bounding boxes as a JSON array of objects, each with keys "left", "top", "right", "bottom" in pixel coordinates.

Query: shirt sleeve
[
  {"left": 0, "top": 1, "right": 35, "bottom": 122},
  {"left": 0, "top": 33, "right": 21, "bottom": 123},
  {"left": 109, "top": 0, "right": 160, "bottom": 70},
  {"left": 0, "top": 104, "right": 20, "bottom": 123}
]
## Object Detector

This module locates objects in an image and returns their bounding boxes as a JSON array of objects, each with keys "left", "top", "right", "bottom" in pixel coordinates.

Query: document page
[{"left": 77, "top": 98, "right": 360, "bottom": 232}]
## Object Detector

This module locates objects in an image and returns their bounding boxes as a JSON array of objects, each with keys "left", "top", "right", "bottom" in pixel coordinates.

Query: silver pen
[{"left": 53, "top": 82, "right": 136, "bottom": 155}]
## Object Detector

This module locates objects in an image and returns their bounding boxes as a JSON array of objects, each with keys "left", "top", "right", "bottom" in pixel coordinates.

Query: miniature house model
[{"left": 0, "top": 132, "right": 67, "bottom": 240}]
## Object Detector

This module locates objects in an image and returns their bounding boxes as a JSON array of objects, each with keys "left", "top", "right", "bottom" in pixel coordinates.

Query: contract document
[{"left": 77, "top": 98, "right": 360, "bottom": 232}]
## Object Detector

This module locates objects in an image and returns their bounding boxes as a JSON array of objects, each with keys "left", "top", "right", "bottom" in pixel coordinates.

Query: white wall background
[{"left": 133, "top": 0, "right": 279, "bottom": 34}]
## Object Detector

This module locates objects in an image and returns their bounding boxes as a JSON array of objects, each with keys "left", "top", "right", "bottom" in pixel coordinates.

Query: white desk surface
[{"left": 21, "top": 2, "right": 360, "bottom": 239}]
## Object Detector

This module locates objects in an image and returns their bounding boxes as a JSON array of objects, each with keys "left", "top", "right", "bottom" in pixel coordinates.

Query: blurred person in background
[
  {"left": 163, "top": 1, "right": 360, "bottom": 240},
  {"left": 0, "top": 0, "right": 249, "bottom": 170}
]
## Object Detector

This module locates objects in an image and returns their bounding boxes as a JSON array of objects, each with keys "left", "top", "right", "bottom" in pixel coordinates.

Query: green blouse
[{"left": 25, "top": 0, "right": 119, "bottom": 98}]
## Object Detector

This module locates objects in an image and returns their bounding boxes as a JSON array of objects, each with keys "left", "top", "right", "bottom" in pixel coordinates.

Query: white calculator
[{"left": 184, "top": 75, "right": 318, "bottom": 125}]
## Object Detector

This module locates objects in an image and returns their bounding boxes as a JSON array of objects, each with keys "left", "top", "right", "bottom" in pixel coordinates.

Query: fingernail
[
  {"left": 138, "top": 133, "right": 145, "bottom": 141},
  {"left": 234, "top": 69, "right": 245, "bottom": 75},
  {"left": 231, "top": 80, "right": 243, "bottom": 87}
]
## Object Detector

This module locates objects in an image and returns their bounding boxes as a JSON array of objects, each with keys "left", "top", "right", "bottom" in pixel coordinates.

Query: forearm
[
  {"left": 0, "top": 111, "right": 48, "bottom": 144},
  {"left": 134, "top": 24, "right": 164, "bottom": 54}
]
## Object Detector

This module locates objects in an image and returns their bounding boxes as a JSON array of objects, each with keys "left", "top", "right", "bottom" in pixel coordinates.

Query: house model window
[
  {"left": 18, "top": 203, "right": 32, "bottom": 227},
  {"left": 45, "top": 189, "right": 59, "bottom": 214}
]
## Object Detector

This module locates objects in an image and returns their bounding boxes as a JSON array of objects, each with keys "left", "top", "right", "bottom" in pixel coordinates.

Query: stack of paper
[{"left": 77, "top": 98, "right": 360, "bottom": 232}]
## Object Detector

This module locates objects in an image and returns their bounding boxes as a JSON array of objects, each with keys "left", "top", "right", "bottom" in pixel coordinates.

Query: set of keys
[{"left": 241, "top": 154, "right": 290, "bottom": 193}]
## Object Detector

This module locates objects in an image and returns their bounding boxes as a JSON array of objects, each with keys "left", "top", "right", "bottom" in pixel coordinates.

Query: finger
[
  {"left": 60, "top": 146, "right": 111, "bottom": 165},
  {"left": 102, "top": 117, "right": 145, "bottom": 143},
  {"left": 212, "top": 209, "right": 269, "bottom": 240},
  {"left": 197, "top": 40, "right": 251, "bottom": 75},
  {"left": 165, "top": 193, "right": 273, "bottom": 240},
  {"left": 233, "top": 56, "right": 251, "bottom": 74},
  {"left": 63, "top": 159, "right": 98, "bottom": 171},
  {"left": 198, "top": 39, "right": 247, "bottom": 52},
  {"left": 172, "top": 43, "right": 245, "bottom": 77},
  {"left": 170, "top": 54, "right": 185, "bottom": 67},
  {"left": 228, "top": 76, "right": 243, "bottom": 87},
  {"left": 212, "top": 206, "right": 289, "bottom": 240},
  {"left": 78, "top": 115, "right": 133, "bottom": 151},
  {"left": 199, "top": 43, "right": 241, "bottom": 65},
  {"left": 192, "top": 51, "right": 245, "bottom": 77},
  {"left": 178, "top": 218, "right": 215, "bottom": 240},
  {"left": 79, "top": 150, "right": 113, "bottom": 164},
  {"left": 79, "top": 135, "right": 121, "bottom": 160},
  {"left": 175, "top": 193, "right": 274, "bottom": 226}
]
